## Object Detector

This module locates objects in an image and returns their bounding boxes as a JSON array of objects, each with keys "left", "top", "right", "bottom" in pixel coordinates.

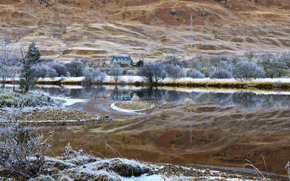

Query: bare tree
[
  {"left": 210, "top": 69, "right": 232, "bottom": 79},
  {"left": 244, "top": 50, "right": 257, "bottom": 62},
  {"left": 165, "top": 64, "right": 185, "bottom": 80},
  {"left": 189, "top": 56, "right": 214, "bottom": 77},
  {"left": 84, "top": 68, "right": 107, "bottom": 85},
  {"left": 259, "top": 53, "right": 289, "bottom": 78},
  {"left": 137, "top": 62, "right": 167, "bottom": 84},
  {"left": 0, "top": 36, "right": 14, "bottom": 88},
  {"left": 233, "top": 61, "right": 265, "bottom": 81},
  {"left": 188, "top": 69, "right": 205, "bottom": 79},
  {"left": 110, "top": 64, "right": 123, "bottom": 83}
]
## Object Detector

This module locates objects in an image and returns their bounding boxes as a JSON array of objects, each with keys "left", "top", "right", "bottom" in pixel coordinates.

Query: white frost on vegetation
[
  {"left": 52, "top": 96, "right": 90, "bottom": 107},
  {"left": 122, "top": 174, "right": 165, "bottom": 181},
  {"left": 111, "top": 102, "right": 154, "bottom": 114}
]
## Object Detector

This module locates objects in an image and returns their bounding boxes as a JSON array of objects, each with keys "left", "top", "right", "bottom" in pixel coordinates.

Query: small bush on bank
[
  {"left": 233, "top": 61, "right": 265, "bottom": 81},
  {"left": 165, "top": 64, "right": 186, "bottom": 80},
  {"left": 210, "top": 69, "right": 232, "bottom": 79},
  {"left": 188, "top": 70, "right": 206, "bottom": 79},
  {"left": 65, "top": 61, "right": 85, "bottom": 77},
  {"left": 83, "top": 68, "right": 107, "bottom": 85}
]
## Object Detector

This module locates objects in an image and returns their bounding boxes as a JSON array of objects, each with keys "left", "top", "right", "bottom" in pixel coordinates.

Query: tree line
[{"left": 1, "top": 36, "right": 290, "bottom": 90}]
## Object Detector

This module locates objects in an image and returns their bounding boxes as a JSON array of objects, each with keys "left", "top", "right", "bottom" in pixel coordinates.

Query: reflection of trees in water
[
  {"left": 279, "top": 95, "right": 290, "bottom": 108},
  {"left": 38, "top": 86, "right": 290, "bottom": 110},
  {"left": 69, "top": 89, "right": 84, "bottom": 98},
  {"left": 261, "top": 94, "right": 290, "bottom": 109},
  {"left": 189, "top": 92, "right": 204, "bottom": 101},
  {"left": 166, "top": 90, "right": 188, "bottom": 104},
  {"left": 110, "top": 86, "right": 122, "bottom": 100},
  {"left": 190, "top": 92, "right": 210, "bottom": 103},
  {"left": 209, "top": 93, "right": 233, "bottom": 107},
  {"left": 110, "top": 86, "right": 133, "bottom": 101},
  {"left": 232, "top": 92, "right": 264, "bottom": 110},
  {"left": 38, "top": 87, "right": 71, "bottom": 97},
  {"left": 82, "top": 86, "right": 107, "bottom": 99},
  {"left": 136, "top": 87, "right": 167, "bottom": 103}
]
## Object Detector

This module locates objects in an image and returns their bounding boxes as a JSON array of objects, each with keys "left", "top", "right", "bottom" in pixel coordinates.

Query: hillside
[{"left": 1, "top": 0, "right": 290, "bottom": 61}]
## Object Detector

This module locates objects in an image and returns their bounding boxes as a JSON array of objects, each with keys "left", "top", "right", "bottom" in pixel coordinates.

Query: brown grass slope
[{"left": 0, "top": 0, "right": 290, "bottom": 60}]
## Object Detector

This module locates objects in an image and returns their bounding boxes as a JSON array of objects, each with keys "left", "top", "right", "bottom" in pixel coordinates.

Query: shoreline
[{"left": 3, "top": 76, "right": 290, "bottom": 90}]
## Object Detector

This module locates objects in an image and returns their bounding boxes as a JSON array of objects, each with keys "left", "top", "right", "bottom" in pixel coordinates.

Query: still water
[
  {"left": 36, "top": 86, "right": 290, "bottom": 176},
  {"left": 38, "top": 85, "right": 290, "bottom": 110}
]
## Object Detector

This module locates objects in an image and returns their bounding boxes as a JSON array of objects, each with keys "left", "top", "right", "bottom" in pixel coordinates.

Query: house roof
[{"left": 111, "top": 56, "right": 132, "bottom": 61}]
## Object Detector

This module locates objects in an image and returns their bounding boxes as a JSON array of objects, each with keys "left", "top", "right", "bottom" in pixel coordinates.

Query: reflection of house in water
[{"left": 110, "top": 87, "right": 134, "bottom": 101}]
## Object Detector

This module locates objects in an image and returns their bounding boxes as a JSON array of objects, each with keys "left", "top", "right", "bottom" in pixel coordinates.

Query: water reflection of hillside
[{"left": 38, "top": 86, "right": 290, "bottom": 110}]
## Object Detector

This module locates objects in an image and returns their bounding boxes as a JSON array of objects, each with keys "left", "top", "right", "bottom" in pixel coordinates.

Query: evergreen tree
[{"left": 19, "top": 42, "right": 41, "bottom": 92}]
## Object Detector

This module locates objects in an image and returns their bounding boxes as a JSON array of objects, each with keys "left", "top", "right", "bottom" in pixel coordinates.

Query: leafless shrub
[
  {"left": 0, "top": 35, "right": 16, "bottom": 88},
  {"left": 165, "top": 64, "right": 185, "bottom": 80},
  {"left": 189, "top": 56, "right": 214, "bottom": 77},
  {"left": 83, "top": 68, "right": 107, "bottom": 85},
  {"left": 210, "top": 55, "right": 230, "bottom": 68},
  {"left": 244, "top": 50, "right": 257, "bottom": 61},
  {"left": 280, "top": 52, "right": 290, "bottom": 69},
  {"left": 210, "top": 69, "right": 232, "bottom": 79},
  {"left": 188, "top": 69, "right": 205, "bottom": 79},
  {"left": 259, "top": 53, "right": 289, "bottom": 78},
  {"left": 0, "top": 105, "right": 52, "bottom": 179},
  {"left": 137, "top": 62, "right": 167, "bottom": 84},
  {"left": 109, "top": 64, "right": 123, "bottom": 83},
  {"left": 164, "top": 55, "right": 184, "bottom": 67},
  {"left": 233, "top": 61, "right": 265, "bottom": 81}
]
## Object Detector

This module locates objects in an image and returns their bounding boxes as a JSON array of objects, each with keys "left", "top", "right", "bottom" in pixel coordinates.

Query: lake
[{"left": 37, "top": 86, "right": 290, "bottom": 176}]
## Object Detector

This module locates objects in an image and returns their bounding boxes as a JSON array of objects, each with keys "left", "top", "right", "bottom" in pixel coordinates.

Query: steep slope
[{"left": 0, "top": 0, "right": 290, "bottom": 60}]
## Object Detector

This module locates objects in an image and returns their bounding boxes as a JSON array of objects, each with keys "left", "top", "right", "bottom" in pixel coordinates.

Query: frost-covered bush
[
  {"left": 280, "top": 52, "right": 290, "bottom": 68},
  {"left": 210, "top": 55, "right": 230, "bottom": 68},
  {"left": 259, "top": 53, "right": 288, "bottom": 78},
  {"left": 137, "top": 62, "right": 167, "bottom": 84},
  {"left": 0, "top": 90, "right": 55, "bottom": 107},
  {"left": 31, "top": 63, "right": 58, "bottom": 79},
  {"left": 210, "top": 69, "right": 232, "bottom": 79},
  {"left": 163, "top": 55, "right": 184, "bottom": 67},
  {"left": 83, "top": 68, "right": 107, "bottom": 84},
  {"left": 165, "top": 64, "right": 186, "bottom": 80},
  {"left": 233, "top": 61, "right": 265, "bottom": 81},
  {"left": 188, "top": 70, "right": 205, "bottom": 79},
  {"left": 189, "top": 56, "right": 214, "bottom": 77},
  {"left": 65, "top": 61, "right": 85, "bottom": 77},
  {"left": 109, "top": 64, "right": 124, "bottom": 82},
  {"left": 51, "top": 62, "right": 69, "bottom": 77},
  {"left": 127, "top": 70, "right": 137, "bottom": 75},
  {"left": 0, "top": 106, "right": 51, "bottom": 180}
]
